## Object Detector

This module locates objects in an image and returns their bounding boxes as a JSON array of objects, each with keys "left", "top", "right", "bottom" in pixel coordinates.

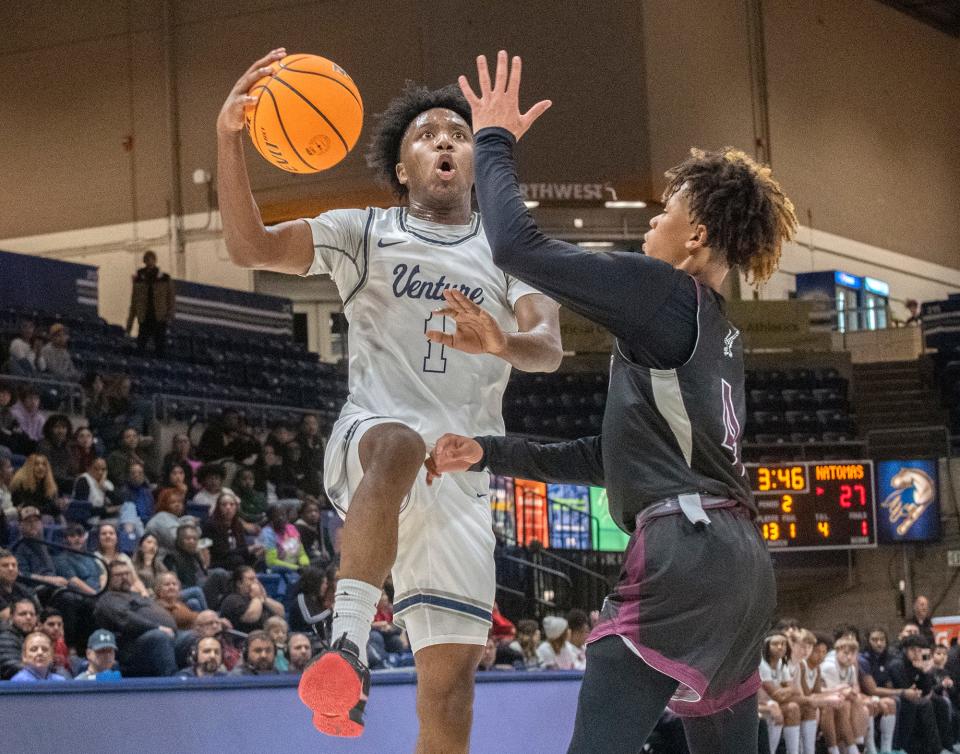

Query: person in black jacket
[
  {"left": 0, "top": 598, "right": 37, "bottom": 679},
  {"left": 202, "top": 492, "right": 259, "bottom": 571}
]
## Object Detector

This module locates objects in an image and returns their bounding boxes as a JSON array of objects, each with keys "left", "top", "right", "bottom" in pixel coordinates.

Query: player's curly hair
[
  {"left": 663, "top": 147, "right": 797, "bottom": 286},
  {"left": 365, "top": 81, "right": 472, "bottom": 198}
]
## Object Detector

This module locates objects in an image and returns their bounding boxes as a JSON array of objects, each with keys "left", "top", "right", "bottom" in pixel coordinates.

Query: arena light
[
  {"left": 604, "top": 200, "right": 647, "bottom": 208},
  {"left": 579, "top": 241, "right": 614, "bottom": 248},
  {"left": 523, "top": 200, "right": 539, "bottom": 209}
]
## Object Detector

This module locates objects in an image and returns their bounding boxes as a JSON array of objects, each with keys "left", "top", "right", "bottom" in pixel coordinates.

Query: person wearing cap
[
  {"left": 537, "top": 616, "right": 584, "bottom": 671},
  {"left": 9, "top": 630, "right": 66, "bottom": 682},
  {"left": 53, "top": 524, "right": 100, "bottom": 595},
  {"left": 40, "top": 323, "right": 81, "bottom": 382},
  {"left": 76, "top": 629, "right": 121, "bottom": 680},
  {"left": 13, "top": 506, "right": 68, "bottom": 590}
]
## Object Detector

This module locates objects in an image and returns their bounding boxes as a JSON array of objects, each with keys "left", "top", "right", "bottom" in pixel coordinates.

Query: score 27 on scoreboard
[{"left": 746, "top": 461, "right": 877, "bottom": 551}]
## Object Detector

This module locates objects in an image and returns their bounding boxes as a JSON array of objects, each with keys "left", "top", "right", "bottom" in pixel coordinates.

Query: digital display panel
[
  {"left": 514, "top": 478, "right": 549, "bottom": 547},
  {"left": 546, "top": 484, "right": 592, "bottom": 550},
  {"left": 747, "top": 461, "right": 877, "bottom": 551},
  {"left": 589, "top": 486, "right": 630, "bottom": 553},
  {"left": 876, "top": 459, "right": 941, "bottom": 544}
]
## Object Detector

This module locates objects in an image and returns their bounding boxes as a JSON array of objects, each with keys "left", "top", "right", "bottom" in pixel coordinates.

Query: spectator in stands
[
  {"left": 145, "top": 488, "right": 188, "bottom": 551},
  {"left": 231, "top": 629, "right": 277, "bottom": 676},
  {"left": 179, "top": 635, "right": 226, "bottom": 678},
  {"left": 155, "top": 571, "right": 198, "bottom": 630},
  {"left": 192, "top": 609, "right": 240, "bottom": 670},
  {"left": 93, "top": 522, "right": 149, "bottom": 597},
  {"left": 9, "top": 631, "right": 66, "bottom": 682},
  {"left": 40, "top": 324, "right": 81, "bottom": 382},
  {"left": 759, "top": 631, "right": 802, "bottom": 754},
  {"left": 161, "top": 433, "right": 199, "bottom": 493},
  {"left": 294, "top": 497, "right": 333, "bottom": 567},
  {"left": 93, "top": 559, "right": 182, "bottom": 677},
  {"left": 127, "top": 250, "right": 175, "bottom": 357},
  {"left": 905, "top": 299, "right": 922, "bottom": 325},
  {"left": 287, "top": 632, "right": 313, "bottom": 674},
  {"left": 235, "top": 467, "right": 268, "bottom": 531},
  {"left": 75, "top": 629, "right": 119, "bottom": 680},
  {"left": 38, "top": 414, "right": 73, "bottom": 493},
  {"left": 0, "top": 381, "right": 32, "bottom": 456},
  {"left": 297, "top": 413, "right": 324, "bottom": 494},
  {"left": 68, "top": 426, "right": 97, "bottom": 478},
  {"left": 193, "top": 464, "right": 230, "bottom": 512},
  {"left": 12, "top": 506, "right": 69, "bottom": 593},
  {"left": 258, "top": 503, "right": 308, "bottom": 573},
  {"left": 81, "top": 372, "right": 110, "bottom": 441},
  {"left": 890, "top": 633, "right": 946, "bottom": 753},
  {"left": 858, "top": 627, "right": 904, "bottom": 752},
  {"left": 265, "top": 420, "right": 296, "bottom": 452},
  {"left": 282, "top": 441, "right": 315, "bottom": 497},
  {"left": 10, "top": 453, "right": 63, "bottom": 519},
  {"left": 477, "top": 635, "right": 501, "bottom": 672},
  {"left": 219, "top": 565, "right": 284, "bottom": 634},
  {"left": 10, "top": 387, "right": 47, "bottom": 444},
  {"left": 6, "top": 319, "right": 38, "bottom": 373},
  {"left": 197, "top": 409, "right": 246, "bottom": 464},
  {"left": 122, "top": 460, "right": 154, "bottom": 521},
  {"left": 0, "top": 598, "right": 38, "bottom": 678},
  {"left": 508, "top": 619, "right": 542, "bottom": 669},
  {"left": 913, "top": 594, "right": 936, "bottom": 645},
  {"left": 261, "top": 441, "right": 298, "bottom": 502},
  {"left": 159, "top": 462, "right": 191, "bottom": 502},
  {"left": 265, "top": 614, "right": 290, "bottom": 671},
  {"left": 72, "top": 457, "right": 121, "bottom": 521},
  {"left": 203, "top": 491, "right": 258, "bottom": 571},
  {"left": 38, "top": 608, "right": 72, "bottom": 677},
  {"left": 566, "top": 609, "right": 589, "bottom": 668},
  {"left": 0, "top": 456, "right": 12, "bottom": 522},
  {"left": 537, "top": 616, "right": 583, "bottom": 670},
  {"left": 288, "top": 566, "right": 330, "bottom": 635},
  {"left": 132, "top": 533, "right": 167, "bottom": 594},
  {"left": 53, "top": 524, "right": 101, "bottom": 595},
  {"left": 0, "top": 548, "right": 35, "bottom": 620},
  {"left": 163, "top": 523, "right": 208, "bottom": 589},
  {"left": 106, "top": 427, "right": 147, "bottom": 489}
]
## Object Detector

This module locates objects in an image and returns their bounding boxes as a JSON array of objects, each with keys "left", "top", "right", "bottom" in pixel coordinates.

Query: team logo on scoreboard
[{"left": 877, "top": 460, "right": 940, "bottom": 543}]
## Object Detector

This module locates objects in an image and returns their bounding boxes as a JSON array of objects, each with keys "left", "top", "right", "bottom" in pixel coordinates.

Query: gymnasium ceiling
[{"left": 876, "top": 0, "right": 960, "bottom": 36}]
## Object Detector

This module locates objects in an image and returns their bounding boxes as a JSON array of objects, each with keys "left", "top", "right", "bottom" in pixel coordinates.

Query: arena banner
[
  {"left": 514, "top": 478, "right": 549, "bottom": 547},
  {"left": 547, "top": 483, "right": 592, "bottom": 550},
  {"left": 932, "top": 616, "right": 960, "bottom": 647},
  {"left": 0, "top": 248, "right": 99, "bottom": 318},
  {"left": 589, "top": 486, "right": 630, "bottom": 552},
  {"left": 876, "top": 459, "right": 941, "bottom": 544},
  {"left": 173, "top": 280, "right": 293, "bottom": 337}
]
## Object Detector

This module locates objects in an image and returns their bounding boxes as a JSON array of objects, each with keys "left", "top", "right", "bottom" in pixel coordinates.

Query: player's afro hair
[{"left": 366, "top": 81, "right": 472, "bottom": 198}]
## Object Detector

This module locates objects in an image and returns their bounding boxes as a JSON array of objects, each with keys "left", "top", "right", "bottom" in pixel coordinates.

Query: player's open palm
[
  {"left": 217, "top": 48, "right": 286, "bottom": 134},
  {"left": 426, "top": 289, "right": 507, "bottom": 357},
  {"left": 458, "top": 50, "right": 551, "bottom": 141}
]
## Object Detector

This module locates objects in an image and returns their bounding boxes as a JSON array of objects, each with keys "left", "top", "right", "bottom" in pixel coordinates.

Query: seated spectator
[
  {"left": 145, "top": 488, "right": 189, "bottom": 551},
  {"left": 265, "top": 421, "right": 296, "bottom": 453},
  {"left": 857, "top": 627, "right": 903, "bottom": 754},
  {"left": 122, "top": 460, "right": 154, "bottom": 521},
  {"left": 93, "top": 559, "right": 185, "bottom": 677},
  {"left": 197, "top": 409, "right": 244, "bottom": 464},
  {"left": 265, "top": 614, "right": 290, "bottom": 671},
  {"left": 193, "top": 464, "right": 231, "bottom": 512},
  {"left": 81, "top": 372, "right": 110, "bottom": 443},
  {"left": 161, "top": 433, "right": 199, "bottom": 495},
  {"left": 14, "top": 506, "right": 70, "bottom": 591},
  {"left": 6, "top": 319, "right": 38, "bottom": 373},
  {"left": 37, "top": 414, "right": 73, "bottom": 493},
  {"left": 67, "top": 425, "right": 97, "bottom": 478},
  {"left": 0, "top": 598, "right": 38, "bottom": 679},
  {"left": 912, "top": 594, "right": 935, "bottom": 646},
  {"left": 53, "top": 523, "right": 101, "bottom": 595},
  {"left": 0, "top": 547, "right": 36, "bottom": 620},
  {"left": 116, "top": 503, "right": 144, "bottom": 555},
  {"left": 163, "top": 523, "right": 208, "bottom": 589},
  {"left": 566, "top": 609, "right": 589, "bottom": 668},
  {"left": 155, "top": 571, "right": 198, "bottom": 630},
  {"left": 372, "top": 591, "right": 408, "bottom": 654},
  {"left": 282, "top": 441, "right": 313, "bottom": 497},
  {"left": 477, "top": 635, "right": 505, "bottom": 672},
  {"left": 0, "top": 382, "right": 35, "bottom": 457},
  {"left": 132, "top": 532, "right": 167, "bottom": 594},
  {"left": 178, "top": 635, "right": 226, "bottom": 678},
  {"left": 202, "top": 491, "right": 259, "bottom": 571},
  {"left": 509, "top": 619, "right": 542, "bottom": 669},
  {"left": 75, "top": 628, "right": 120, "bottom": 680},
  {"left": 40, "top": 324, "right": 81, "bottom": 382},
  {"left": 287, "top": 632, "right": 313, "bottom": 674},
  {"left": 71, "top": 456, "right": 121, "bottom": 521},
  {"left": 9, "top": 631, "right": 66, "bottom": 682},
  {"left": 234, "top": 467, "right": 268, "bottom": 530},
  {"left": 297, "top": 413, "right": 324, "bottom": 488},
  {"left": 93, "top": 522, "right": 149, "bottom": 597},
  {"left": 107, "top": 427, "right": 148, "bottom": 488},
  {"left": 260, "top": 441, "right": 297, "bottom": 502},
  {"left": 159, "top": 462, "right": 192, "bottom": 502},
  {"left": 294, "top": 497, "right": 334, "bottom": 568},
  {"left": 759, "top": 631, "right": 801, "bottom": 754},
  {"left": 537, "top": 616, "right": 583, "bottom": 670},
  {"left": 890, "top": 633, "right": 947, "bottom": 753},
  {"left": 219, "top": 565, "right": 284, "bottom": 634},
  {"left": 1, "top": 457, "right": 15, "bottom": 530},
  {"left": 287, "top": 566, "right": 330, "bottom": 635},
  {"left": 102, "top": 376, "right": 148, "bottom": 441},
  {"left": 192, "top": 609, "right": 240, "bottom": 671},
  {"left": 258, "top": 504, "right": 308, "bottom": 572},
  {"left": 821, "top": 636, "right": 878, "bottom": 754},
  {"left": 10, "top": 386, "right": 47, "bottom": 443},
  {"left": 11, "top": 453, "right": 64, "bottom": 519},
  {"left": 231, "top": 629, "right": 277, "bottom": 676},
  {"left": 38, "top": 608, "right": 72, "bottom": 678}
]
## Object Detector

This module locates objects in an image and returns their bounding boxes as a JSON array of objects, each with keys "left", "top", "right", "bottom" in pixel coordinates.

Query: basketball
[{"left": 244, "top": 53, "right": 363, "bottom": 173}]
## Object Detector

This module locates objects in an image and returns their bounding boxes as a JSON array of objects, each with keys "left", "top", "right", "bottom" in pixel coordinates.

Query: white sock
[
  {"left": 828, "top": 747, "right": 840, "bottom": 754},
  {"left": 864, "top": 716, "right": 877, "bottom": 754},
  {"left": 880, "top": 713, "right": 896, "bottom": 752},
  {"left": 800, "top": 719, "right": 818, "bottom": 754},
  {"left": 768, "top": 723, "right": 783, "bottom": 754},
  {"left": 784, "top": 724, "right": 800, "bottom": 754},
  {"left": 847, "top": 745, "right": 859, "bottom": 754},
  {"left": 330, "top": 578, "right": 381, "bottom": 666}
]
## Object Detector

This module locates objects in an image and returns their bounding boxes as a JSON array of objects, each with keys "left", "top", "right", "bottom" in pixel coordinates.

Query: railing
[
  {"left": 494, "top": 549, "right": 573, "bottom": 621},
  {"left": 866, "top": 425, "right": 951, "bottom": 458},
  {"left": 151, "top": 392, "right": 320, "bottom": 425},
  {"left": 0, "top": 373, "right": 85, "bottom": 415},
  {"left": 9, "top": 537, "right": 108, "bottom": 599}
]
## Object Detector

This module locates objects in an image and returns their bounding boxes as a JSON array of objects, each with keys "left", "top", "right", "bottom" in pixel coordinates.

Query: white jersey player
[{"left": 216, "top": 48, "right": 561, "bottom": 750}]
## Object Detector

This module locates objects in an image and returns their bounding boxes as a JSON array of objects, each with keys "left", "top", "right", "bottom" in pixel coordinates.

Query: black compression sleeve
[{"left": 470, "top": 434, "right": 605, "bottom": 487}]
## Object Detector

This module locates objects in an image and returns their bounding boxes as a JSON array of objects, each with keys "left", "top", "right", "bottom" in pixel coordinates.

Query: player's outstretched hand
[
  {"left": 425, "top": 433, "right": 484, "bottom": 485},
  {"left": 217, "top": 48, "right": 287, "bottom": 135},
  {"left": 458, "top": 50, "right": 551, "bottom": 141},
  {"left": 426, "top": 289, "right": 507, "bottom": 357}
]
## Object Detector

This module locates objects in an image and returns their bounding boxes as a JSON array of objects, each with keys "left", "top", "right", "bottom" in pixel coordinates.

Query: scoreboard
[{"left": 746, "top": 461, "right": 877, "bottom": 551}]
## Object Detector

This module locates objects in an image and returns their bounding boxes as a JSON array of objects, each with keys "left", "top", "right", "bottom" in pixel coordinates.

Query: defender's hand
[
  {"left": 217, "top": 48, "right": 287, "bottom": 135},
  {"left": 426, "top": 289, "right": 507, "bottom": 357},
  {"left": 458, "top": 50, "right": 551, "bottom": 141},
  {"left": 426, "top": 434, "right": 484, "bottom": 485}
]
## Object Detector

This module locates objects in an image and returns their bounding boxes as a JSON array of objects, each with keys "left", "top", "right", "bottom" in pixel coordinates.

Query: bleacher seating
[{"left": 923, "top": 293, "right": 960, "bottom": 437}]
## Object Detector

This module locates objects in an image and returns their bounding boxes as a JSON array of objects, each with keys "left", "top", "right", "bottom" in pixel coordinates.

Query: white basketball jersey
[{"left": 302, "top": 207, "right": 539, "bottom": 445}]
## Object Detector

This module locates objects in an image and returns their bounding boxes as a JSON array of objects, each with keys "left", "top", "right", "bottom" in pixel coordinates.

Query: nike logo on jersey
[
  {"left": 392, "top": 263, "right": 485, "bottom": 304},
  {"left": 476, "top": 492, "right": 488, "bottom": 498},
  {"left": 377, "top": 238, "right": 406, "bottom": 248}
]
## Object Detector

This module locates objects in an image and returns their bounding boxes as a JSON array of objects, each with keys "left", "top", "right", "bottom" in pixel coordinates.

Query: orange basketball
[{"left": 244, "top": 54, "right": 363, "bottom": 174}]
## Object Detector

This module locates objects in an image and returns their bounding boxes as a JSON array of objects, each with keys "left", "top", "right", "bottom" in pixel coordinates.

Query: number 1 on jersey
[{"left": 423, "top": 311, "right": 448, "bottom": 373}]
